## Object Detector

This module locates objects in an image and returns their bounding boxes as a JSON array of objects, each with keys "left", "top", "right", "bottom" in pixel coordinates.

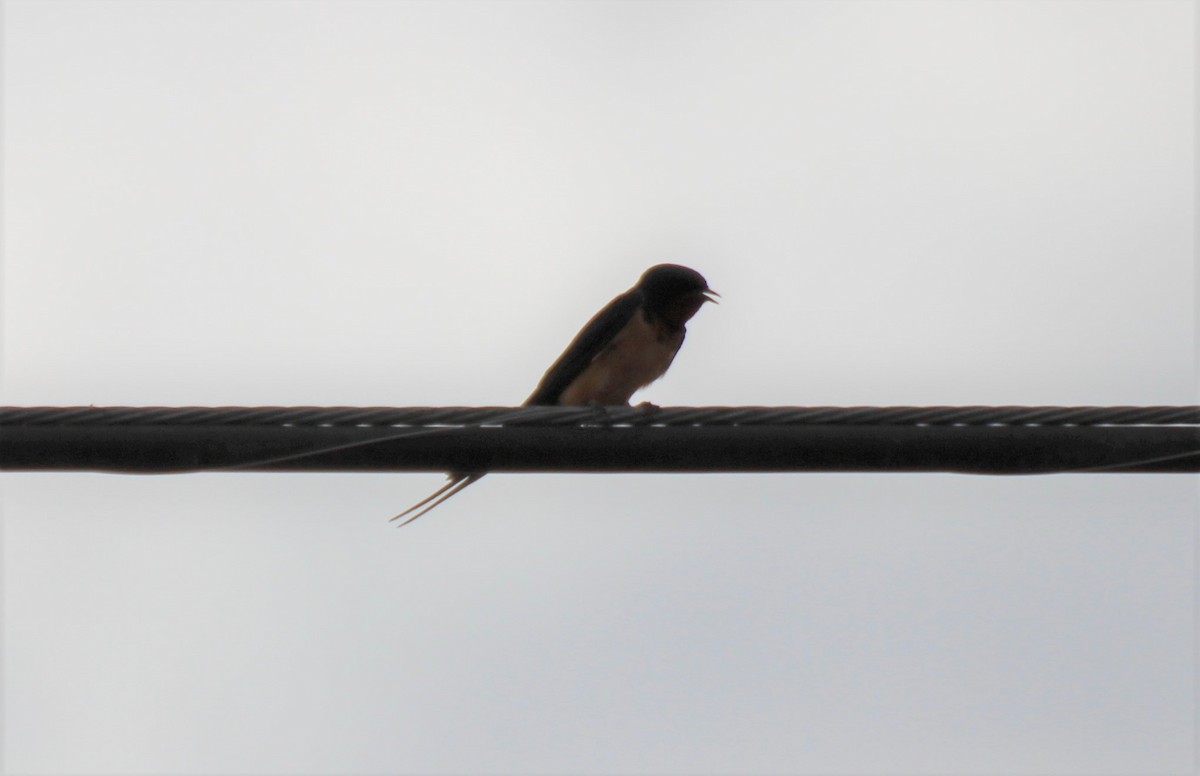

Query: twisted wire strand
[{"left": 1, "top": 405, "right": 1198, "bottom": 427}]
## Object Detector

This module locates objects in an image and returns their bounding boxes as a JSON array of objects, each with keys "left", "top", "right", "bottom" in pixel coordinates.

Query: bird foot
[{"left": 585, "top": 403, "right": 613, "bottom": 426}]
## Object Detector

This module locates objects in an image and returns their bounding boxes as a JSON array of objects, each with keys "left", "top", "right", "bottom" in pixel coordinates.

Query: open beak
[{"left": 702, "top": 289, "right": 721, "bottom": 304}]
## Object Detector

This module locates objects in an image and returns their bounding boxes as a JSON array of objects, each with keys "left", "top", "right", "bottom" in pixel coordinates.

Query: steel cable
[{"left": 2, "top": 405, "right": 1198, "bottom": 428}]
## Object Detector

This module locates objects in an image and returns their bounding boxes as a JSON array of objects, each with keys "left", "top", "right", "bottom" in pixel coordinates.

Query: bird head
[{"left": 637, "top": 264, "right": 719, "bottom": 327}]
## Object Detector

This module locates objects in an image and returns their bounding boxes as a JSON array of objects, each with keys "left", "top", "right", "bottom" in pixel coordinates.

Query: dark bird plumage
[{"left": 392, "top": 264, "right": 717, "bottom": 526}]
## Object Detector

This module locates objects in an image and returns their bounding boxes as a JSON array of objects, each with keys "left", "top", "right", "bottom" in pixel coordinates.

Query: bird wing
[
  {"left": 394, "top": 288, "right": 643, "bottom": 526},
  {"left": 524, "top": 289, "right": 644, "bottom": 406}
]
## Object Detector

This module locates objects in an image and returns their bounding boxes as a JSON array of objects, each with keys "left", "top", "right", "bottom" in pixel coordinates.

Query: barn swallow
[{"left": 391, "top": 264, "right": 717, "bottom": 526}]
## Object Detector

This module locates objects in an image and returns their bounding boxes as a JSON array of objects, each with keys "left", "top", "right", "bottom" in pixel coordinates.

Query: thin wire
[
  {"left": 205, "top": 408, "right": 538, "bottom": 472},
  {"left": 1054, "top": 448, "right": 1200, "bottom": 474}
]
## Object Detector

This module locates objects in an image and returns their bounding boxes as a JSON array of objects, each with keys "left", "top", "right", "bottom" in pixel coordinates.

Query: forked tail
[{"left": 390, "top": 472, "right": 485, "bottom": 527}]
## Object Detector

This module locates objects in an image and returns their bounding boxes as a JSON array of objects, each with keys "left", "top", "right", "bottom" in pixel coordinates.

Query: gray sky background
[{"left": 2, "top": 1, "right": 1196, "bottom": 773}]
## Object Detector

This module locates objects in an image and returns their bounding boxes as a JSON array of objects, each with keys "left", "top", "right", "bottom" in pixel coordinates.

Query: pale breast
[{"left": 558, "top": 312, "right": 684, "bottom": 406}]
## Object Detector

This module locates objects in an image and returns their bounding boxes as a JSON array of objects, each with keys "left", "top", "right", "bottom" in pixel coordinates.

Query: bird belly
[{"left": 558, "top": 313, "right": 682, "bottom": 406}]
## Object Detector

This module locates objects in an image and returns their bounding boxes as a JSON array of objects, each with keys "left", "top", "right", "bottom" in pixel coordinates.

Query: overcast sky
[{"left": 2, "top": 1, "right": 1196, "bottom": 773}]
